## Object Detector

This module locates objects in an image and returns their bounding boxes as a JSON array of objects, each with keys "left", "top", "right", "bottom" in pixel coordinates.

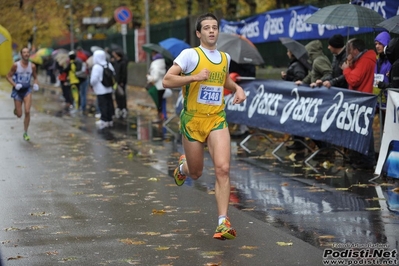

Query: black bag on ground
[{"left": 100, "top": 64, "right": 116, "bottom": 87}]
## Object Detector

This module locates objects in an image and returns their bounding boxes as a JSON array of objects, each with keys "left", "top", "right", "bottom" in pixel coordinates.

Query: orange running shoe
[
  {"left": 213, "top": 217, "right": 237, "bottom": 240},
  {"left": 173, "top": 155, "right": 186, "bottom": 186}
]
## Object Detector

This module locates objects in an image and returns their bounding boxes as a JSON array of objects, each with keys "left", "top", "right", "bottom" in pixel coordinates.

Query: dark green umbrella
[
  {"left": 142, "top": 43, "right": 174, "bottom": 62},
  {"left": 376, "top": 15, "right": 399, "bottom": 34},
  {"left": 305, "top": 4, "right": 384, "bottom": 28}
]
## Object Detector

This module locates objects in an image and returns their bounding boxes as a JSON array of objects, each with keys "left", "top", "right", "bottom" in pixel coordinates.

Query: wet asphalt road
[{"left": 0, "top": 77, "right": 398, "bottom": 265}]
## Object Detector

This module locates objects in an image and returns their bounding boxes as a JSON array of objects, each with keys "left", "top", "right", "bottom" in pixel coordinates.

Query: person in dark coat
[
  {"left": 281, "top": 49, "right": 309, "bottom": 150},
  {"left": 383, "top": 37, "right": 399, "bottom": 89},
  {"left": 320, "top": 34, "right": 348, "bottom": 89},
  {"left": 111, "top": 50, "right": 128, "bottom": 119},
  {"left": 281, "top": 49, "right": 308, "bottom": 82}
]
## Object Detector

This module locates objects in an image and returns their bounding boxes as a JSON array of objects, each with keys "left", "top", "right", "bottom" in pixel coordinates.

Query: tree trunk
[
  {"left": 197, "top": 0, "right": 211, "bottom": 14},
  {"left": 244, "top": 0, "right": 257, "bottom": 15},
  {"left": 226, "top": 0, "right": 238, "bottom": 20}
]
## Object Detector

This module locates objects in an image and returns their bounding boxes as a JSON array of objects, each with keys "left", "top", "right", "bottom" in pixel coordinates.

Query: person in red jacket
[
  {"left": 341, "top": 38, "right": 376, "bottom": 170},
  {"left": 342, "top": 38, "right": 376, "bottom": 93}
]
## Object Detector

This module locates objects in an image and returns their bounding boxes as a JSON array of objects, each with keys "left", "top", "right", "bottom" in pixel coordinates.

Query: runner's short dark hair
[
  {"left": 20, "top": 47, "right": 29, "bottom": 54},
  {"left": 195, "top": 13, "right": 219, "bottom": 32}
]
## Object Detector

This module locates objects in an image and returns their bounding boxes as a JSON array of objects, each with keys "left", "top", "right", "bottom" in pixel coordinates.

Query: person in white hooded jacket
[
  {"left": 90, "top": 50, "right": 115, "bottom": 129},
  {"left": 147, "top": 51, "right": 166, "bottom": 122}
]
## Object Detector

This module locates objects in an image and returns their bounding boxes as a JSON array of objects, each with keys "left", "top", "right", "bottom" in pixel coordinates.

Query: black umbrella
[
  {"left": 217, "top": 32, "right": 264, "bottom": 65},
  {"left": 376, "top": 15, "right": 399, "bottom": 34},
  {"left": 279, "top": 37, "right": 312, "bottom": 71},
  {"left": 142, "top": 43, "right": 174, "bottom": 62}
]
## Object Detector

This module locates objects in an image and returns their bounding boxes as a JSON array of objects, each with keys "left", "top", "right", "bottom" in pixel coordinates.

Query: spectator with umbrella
[
  {"left": 159, "top": 37, "right": 191, "bottom": 59},
  {"left": 341, "top": 38, "right": 377, "bottom": 170},
  {"left": 279, "top": 37, "right": 310, "bottom": 150},
  {"left": 296, "top": 40, "right": 332, "bottom": 88},
  {"left": 295, "top": 39, "right": 333, "bottom": 151},
  {"left": 279, "top": 39, "right": 309, "bottom": 82}
]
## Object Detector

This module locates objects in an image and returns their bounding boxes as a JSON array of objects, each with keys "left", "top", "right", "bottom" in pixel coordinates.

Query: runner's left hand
[{"left": 33, "top": 84, "right": 39, "bottom": 91}]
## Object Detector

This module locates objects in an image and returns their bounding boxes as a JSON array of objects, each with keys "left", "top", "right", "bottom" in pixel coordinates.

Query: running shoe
[
  {"left": 213, "top": 218, "right": 237, "bottom": 240},
  {"left": 173, "top": 155, "right": 187, "bottom": 186},
  {"left": 23, "top": 132, "right": 30, "bottom": 141}
]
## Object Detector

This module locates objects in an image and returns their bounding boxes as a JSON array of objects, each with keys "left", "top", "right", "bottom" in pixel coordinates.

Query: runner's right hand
[
  {"left": 15, "top": 84, "right": 23, "bottom": 90},
  {"left": 195, "top": 69, "right": 210, "bottom": 81}
]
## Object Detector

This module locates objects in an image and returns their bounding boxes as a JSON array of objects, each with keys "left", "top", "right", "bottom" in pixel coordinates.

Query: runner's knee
[
  {"left": 189, "top": 169, "right": 203, "bottom": 180},
  {"left": 214, "top": 163, "right": 230, "bottom": 178}
]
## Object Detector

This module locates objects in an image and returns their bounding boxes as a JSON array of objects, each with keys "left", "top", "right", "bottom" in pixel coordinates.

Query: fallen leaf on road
[
  {"left": 160, "top": 233, "right": 177, "bottom": 237},
  {"left": 165, "top": 256, "right": 179, "bottom": 260},
  {"left": 240, "top": 245, "right": 258, "bottom": 250},
  {"left": 307, "top": 187, "right": 325, "bottom": 192},
  {"left": 366, "top": 197, "right": 386, "bottom": 201},
  {"left": 152, "top": 209, "right": 166, "bottom": 214},
  {"left": 276, "top": 241, "right": 293, "bottom": 246},
  {"left": 365, "top": 207, "right": 382, "bottom": 211},
  {"left": 201, "top": 251, "right": 224, "bottom": 258},
  {"left": 240, "top": 254, "right": 255, "bottom": 258},
  {"left": 138, "top": 231, "right": 161, "bottom": 236},
  {"left": 351, "top": 183, "right": 369, "bottom": 188},
  {"left": 119, "top": 238, "right": 146, "bottom": 245},
  {"left": 51, "top": 231, "right": 69, "bottom": 235},
  {"left": 154, "top": 246, "right": 170, "bottom": 250},
  {"left": 46, "top": 250, "right": 58, "bottom": 255},
  {"left": 379, "top": 183, "right": 395, "bottom": 187},
  {"left": 184, "top": 210, "right": 201, "bottom": 213},
  {"left": 60, "top": 257, "right": 77, "bottom": 261},
  {"left": 7, "top": 256, "right": 24, "bottom": 260},
  {"left": 318, "top": 235, "right": 335, "bottom": 239},
  {"left": 28, "top": 225, "right": 46, "bottom": 230},
  {"left": 241, "top": 207, "right": 256, "bottom": 211},
  {"left": 86, "top": 194, "right": 103, "bottom": 197},
  {"left": 102, "top": 184, "right": 116, "bottom": 189},
  {"left": 4, "top": 227, "right": 20, "bottom": 231},
  {"left": 30, "top": 211, "right": 49, "bottom": 216},
  {"left": 270, "top": 207, "right": 284, "bottom": 210}
]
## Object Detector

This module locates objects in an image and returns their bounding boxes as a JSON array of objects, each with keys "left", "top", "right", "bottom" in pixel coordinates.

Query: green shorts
[{"left": 180, "top": 110, "right": 228, "bottom": 143}]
